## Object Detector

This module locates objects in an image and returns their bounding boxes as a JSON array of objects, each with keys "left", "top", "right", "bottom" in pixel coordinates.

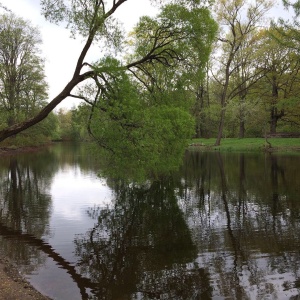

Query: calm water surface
[{"left": 0, "top": 143, "right": 300, "bottom": 300}]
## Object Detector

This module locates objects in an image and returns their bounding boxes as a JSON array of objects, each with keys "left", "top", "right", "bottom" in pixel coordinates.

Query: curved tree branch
[{"left": 0, "top": 0, "right": 128, "bottom": 143}]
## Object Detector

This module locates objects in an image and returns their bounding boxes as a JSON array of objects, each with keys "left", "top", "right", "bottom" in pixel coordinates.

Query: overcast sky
[{"left": 0, "top": 0, "right": 293, "bottom": 110}]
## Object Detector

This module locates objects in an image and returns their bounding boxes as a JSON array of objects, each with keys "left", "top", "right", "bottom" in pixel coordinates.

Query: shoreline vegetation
[
  {"left": 0, "top": 138, "right": 300, "bottom": 156},
  {"left": 0, "top": 144, "right": 53, "bottom": 156},
  {"left": 189, "top": 138, "right": 300, "bottom": 153}
]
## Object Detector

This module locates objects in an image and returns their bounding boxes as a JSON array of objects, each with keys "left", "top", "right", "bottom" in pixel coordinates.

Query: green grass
[{"left": 189, "top": 138, "right": 300, "bottom": 153}]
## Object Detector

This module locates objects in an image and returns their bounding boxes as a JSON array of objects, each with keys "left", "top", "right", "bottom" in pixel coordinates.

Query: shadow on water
[
  {"left": 0, "top": 221, "right": 97, "bottom": 298},
  {"left": 0, "top": 144, "right": 300, "bottom": 299}
]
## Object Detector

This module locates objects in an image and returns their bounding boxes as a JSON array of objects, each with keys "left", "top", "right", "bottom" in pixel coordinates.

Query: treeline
[{"left": 0, "top": 0, "right": 300, "bottom": 149}]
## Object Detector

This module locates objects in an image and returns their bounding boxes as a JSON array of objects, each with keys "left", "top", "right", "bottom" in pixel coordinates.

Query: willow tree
[
  {"left": 0, "top": 0, "right": 216, "bottom": 153},
  {"left": 69, "top": 3, "right": 217, "bottom": 178}
]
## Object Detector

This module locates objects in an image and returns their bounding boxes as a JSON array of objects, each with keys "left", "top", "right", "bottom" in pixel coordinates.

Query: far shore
[
  {"left": 1, "top": 137, "right": 300, "bottom": 156},
  {"left": 0, "top": 143, "right": 54, "bottom": 156},
  {"left": 189, "top": 137, "right": 300, "bottom": 153}
]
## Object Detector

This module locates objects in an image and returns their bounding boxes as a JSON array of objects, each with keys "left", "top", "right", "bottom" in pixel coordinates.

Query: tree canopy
[
  {"left": 0, "top": 0, "right": 217, "bottom": 168},
  {"left": 0, "top": 0, "right": 299, "bottom": 151}
]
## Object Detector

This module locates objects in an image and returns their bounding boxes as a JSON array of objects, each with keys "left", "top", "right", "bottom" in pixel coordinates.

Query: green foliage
[
  {"left": 0, "top": 0, "right": 219, "bottom": 155},
  {"left": 250, "top": 28, "right": 300, "bottom": 133},
  {"left": 70, "top": 106, "right": 91, "bottom": 140},
  {"left": 80, "top": 64, "right": 195, "bottom": 180},
  {"left": 41, "top": 0, "right": 124, "bottom": 51},
  {"left": 123, "top": 4, "right": 217, "bottom": 144},
  {"left": 0, "top": 13, "right": 47, "bottom": 125},
  {"left": 54, "top": 108, "right": 86, "bottom": 141},
  {"left": 0, "top": 12, "right": 57, "bottom": 146},
  {"left": 0, "top": 112, "right": 59, "bottom": 148},
  {"left": 128, "top": 4, "right": 217, "bottom": 82},
  {"left": 68, "top": 4, "right": 217, "bottom": 177}
]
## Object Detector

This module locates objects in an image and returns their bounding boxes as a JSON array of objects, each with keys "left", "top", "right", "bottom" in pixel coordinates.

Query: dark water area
[{"left": 0, "top": 143, "right": 300, "bottom": 299}]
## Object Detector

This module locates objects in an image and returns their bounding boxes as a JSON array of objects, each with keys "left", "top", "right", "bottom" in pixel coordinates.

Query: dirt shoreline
[{"left": 0, "top": 255, "right": 51, "bottom": 300}]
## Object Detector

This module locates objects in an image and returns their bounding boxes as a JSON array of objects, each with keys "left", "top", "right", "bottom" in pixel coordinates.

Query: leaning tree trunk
[
  {"left": 215, "top": 50, "right": 233, "bottom": 146},
  {"left": 0, "top": 0, "right": 127, "bottom": 143},
  {"left": 215, "top": 85, "right": 228, "bottom": 146},
  {"left": 0, "top": 75, "right": 89, "bottom": 142},
  {"left": 270, "top": 80, "right": 278, "bottom": 134}
]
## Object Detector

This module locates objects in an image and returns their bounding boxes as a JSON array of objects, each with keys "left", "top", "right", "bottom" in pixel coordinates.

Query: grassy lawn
[{"left": 190, "top": 138, "right": 300, "bottom": 153}]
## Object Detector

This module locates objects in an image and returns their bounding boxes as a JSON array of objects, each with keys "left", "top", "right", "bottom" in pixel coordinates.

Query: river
[{"left": 0, "top": 143, "right": 299, "bottom": 299}]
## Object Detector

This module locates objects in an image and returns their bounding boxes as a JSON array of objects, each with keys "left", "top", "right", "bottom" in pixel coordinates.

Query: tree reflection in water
[
  {"left": 74, "top": 179, "right": 212, "bottom": 299},
  {"left": 1, "top": 145, "right": 300, "bottom": 299},
  {"left": 0, "top": 150, "right": 56, "bottom": 274},
  {"left": 0, "top": 146, "right": 100, "bottom": 299},
  {"left": 73, "top": 150, "right": 300, "bottom": 299},
  {"left": 181, "top": 151, "right": 300, "bottom": 299}
]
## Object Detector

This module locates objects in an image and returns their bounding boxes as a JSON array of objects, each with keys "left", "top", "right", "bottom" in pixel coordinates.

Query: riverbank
[
  {"left": 0, "top": 144, "right": 53, "bottom": 156},
  {"left": 189, "top": 137, "right": 300, "bottom": 152},
  {"left": 1, "top": 138, "right": 300, "bottom": 156},
  {"left": 0, "top": 255, "right": 50, "bottom": 300}
]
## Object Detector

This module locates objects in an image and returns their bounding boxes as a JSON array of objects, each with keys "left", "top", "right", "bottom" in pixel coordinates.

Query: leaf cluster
[
  {"left": 79, "top": 63, "right": 194, "bottom": 180},
  {"left": 41, "top": 0, "right": 124, "bottom": 50}
]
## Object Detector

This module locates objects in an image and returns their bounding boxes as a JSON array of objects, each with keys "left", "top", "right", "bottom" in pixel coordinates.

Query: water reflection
[
  {"left": 74, "top": 179, "right": 211, "bottom": 299},
  {"left": 0, "top": 150, "right": 56, "bottom": 274},
  {"left": 181, "top": 151, "right": 300, "bottom": 299},
  {"left": 0, "top": 145, "right": 300, "bottom": 299},
  {"left": 0, "top": 144, "right": 103, "bottom": 299}
]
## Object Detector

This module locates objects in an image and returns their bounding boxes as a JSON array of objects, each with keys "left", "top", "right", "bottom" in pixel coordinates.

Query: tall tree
[
  {"left": 0, "top": 13, "right": 48, "bottom": 127},
  {"left": 254, "top": 28, "right": 300, "bottom": 133},
  {"left": 211, "top": 0, "right": 273, "bottom": 145}
]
